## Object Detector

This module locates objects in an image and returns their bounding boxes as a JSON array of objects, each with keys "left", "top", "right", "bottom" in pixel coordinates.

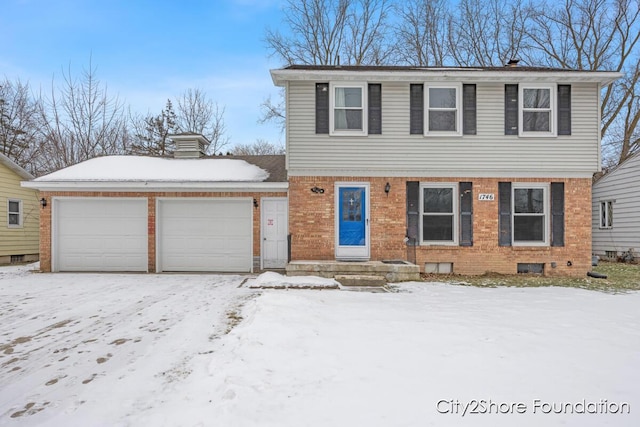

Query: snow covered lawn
[{"left": 1, "top": 265, "right": 639, "bottom": 426}]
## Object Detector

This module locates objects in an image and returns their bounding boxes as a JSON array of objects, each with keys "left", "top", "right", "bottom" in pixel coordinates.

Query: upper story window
[
  {"left": 420, "top": 183, "right": 458, "bottom": 245},
  {"left": 506, "top": 84, "right": 567, "bottom": 137},
  {"left": 600, "top": 200, "right": 613, "bottom": 229},
  {"left": 512, "top": 183, "right": 550, "bottom": 245},
  {"left": 329, "top": 82, "right": 367, "bottom": 136},
  {"left": 411, "top": 83, "right": 474, "bottom": 136},
  {"left": 521, "top": 85, "right": 555, "bottom": 135},
  {"left": 426, "top": 84, "right": 462, "bottom": 136},
  {"left": 316, "top": 82, "right": 381, "bottom": 136},
  {"left": 7, "top": 199, "right": 22, "bottom": 228}
]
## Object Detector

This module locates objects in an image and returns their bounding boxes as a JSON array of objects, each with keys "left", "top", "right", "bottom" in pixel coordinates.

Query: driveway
[{"left": 1, "top": 264, "right": 639, "bottom": 427}]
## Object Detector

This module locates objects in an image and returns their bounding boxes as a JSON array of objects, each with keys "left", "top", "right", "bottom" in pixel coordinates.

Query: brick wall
[
  {"left": 38, "top": 191, "right": 287, "bottom": 272},
  {"left": 289, "top": 176, "right": 592, "bottom": 277}
]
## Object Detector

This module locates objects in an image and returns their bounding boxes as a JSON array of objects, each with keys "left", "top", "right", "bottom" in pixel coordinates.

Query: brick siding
[
  {"left": 38, "top": 191, "right": 287, "bottom": 273},
  {"left": 289, "top": 176, "right": 591, "bottom": 277}
]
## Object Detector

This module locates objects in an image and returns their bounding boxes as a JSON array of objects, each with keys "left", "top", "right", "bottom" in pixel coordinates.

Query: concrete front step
[
  {"left": 335, "top": 274, "right": 387, "bottom": 287},
  {"left": 286, "top": 260, "right": 420, "bottom": 283}
]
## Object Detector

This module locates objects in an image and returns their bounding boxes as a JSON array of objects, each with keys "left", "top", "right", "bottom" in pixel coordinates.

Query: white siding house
[{"left": 592, "top": 152, "right": 640, "bottom": 259}]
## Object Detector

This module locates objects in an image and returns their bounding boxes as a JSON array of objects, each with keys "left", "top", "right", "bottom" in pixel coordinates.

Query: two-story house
[{"left": 271, "top": 64, "right": 620, "bottom": 277}]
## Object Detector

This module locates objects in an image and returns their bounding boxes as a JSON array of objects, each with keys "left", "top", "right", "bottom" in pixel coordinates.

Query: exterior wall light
[
  {"left": 253, "top": 198, "right": 259, "bottom": 208},
  {"left": 311, "top": 186, "right": 325, "bottom": 194},
  {"left": 40, "top": 197, "right": 47, "bottom": 208},
  {"left": 384, "top": 182, "right": 391, "bottom": 195}
]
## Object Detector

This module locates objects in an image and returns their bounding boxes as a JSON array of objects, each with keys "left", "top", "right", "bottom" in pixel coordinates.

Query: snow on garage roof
[{"left": 33, "top": 156, "right": 270, "bottom": 182}]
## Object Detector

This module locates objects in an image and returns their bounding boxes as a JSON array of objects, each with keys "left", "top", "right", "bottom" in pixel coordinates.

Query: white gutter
[
  {"left": 21, "top": 180, "right": 289, "bottom": 192},
  {"left": 271, "top": 69, "right": 622, "bottom": 87}
]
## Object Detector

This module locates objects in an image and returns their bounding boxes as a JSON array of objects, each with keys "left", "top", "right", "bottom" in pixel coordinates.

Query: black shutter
[
  {"left": 558, "top": 85, "right": 571, "bottom": 135},
  {"left": 410, "top": 84, "right": 424, "bottom": 134},
  {"left": 316, "top": 83, "right": 329, "bottom": 134},
  {"left": 505, "top": 84, "right": 518, "bottom": 135},
  {"left": 406, "top": 181, "right": 420, "bottom": 246},
  {"left": 368, "top": 84, "right": 382, "bottom": 134},
  {"left": 459, "top": 182, "right": 473, "bottom": 246},
  {"left": 498, "top": 182, "right": 512, "bottom": 246},
  {"left": 551, "top": 182, "right": 565, "bottom": 247},
  {"left": 463, "top": 84, "right": 477, "bottom": 135}
]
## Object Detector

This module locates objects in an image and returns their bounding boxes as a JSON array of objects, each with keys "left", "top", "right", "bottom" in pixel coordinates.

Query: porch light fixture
[
  {"left": 311, "top": 186, "right": 325, "bottom": 194},
  {"left": 253, "top": 198, "right": 259, "bottom": 208},
  {"left": 40, "top": 197, "right": 47, "bottom": 209},
  {"left": 384, "top": 182, "right": 391, "bottom": 196}
]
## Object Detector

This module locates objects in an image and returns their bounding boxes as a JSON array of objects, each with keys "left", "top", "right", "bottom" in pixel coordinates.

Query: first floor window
[
  {"left": 600, "top": 200, "right": 613, "bottom": 229},
  {"left": 513, "top": 184, "right": 549, "bottom": 245},
  {"left": 8, "top": 199, "right": 22, "bottom": 227},
  {"left": 330, "top": 82, "right": 367, "bottom": 135},
  {"left": 421, "top": 183, "right": 458, "bottom": 244}
]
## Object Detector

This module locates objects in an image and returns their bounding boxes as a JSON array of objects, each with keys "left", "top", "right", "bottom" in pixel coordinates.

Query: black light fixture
[
  {"left": 253, "top": 198, "right": 259, "bottom": 208},
  {"left": 40, "top": 197, "right": 47, "bottom": 209},
  {"left": 311, "top": 186, "right": 325, "bottom": 194},
  {"left": 384, "top": 182, "right": 391, "bottom": 196}
]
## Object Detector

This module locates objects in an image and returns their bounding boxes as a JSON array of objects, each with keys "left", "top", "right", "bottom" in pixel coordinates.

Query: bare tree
[
  {"left": 263, "top": 0, "right": 395, "bottom": 127},
  {"left": 231, "top": 139, "right": 285, "bottom": 155},
  {"left": 344, "top": 0, "right": 394, "bottom": 65},
  {"left": 392, "top": 0, "right": 450, "bottom": 66},
  {"left": 37, "top": 61, "right": 128, "bottom": 174},
  {"left": 0, "top": 79, "right": 42, "bottom": 173},
  {"left": 258, "top": 91, "right": 286, "bottom": 134},
  {"left": 265, "top": 0, "right": 350, "bottom": 65},
  {"left": 128, "top": 99, "right": 178, "bottom": 156},
  {"left": 448, "top": 0, "right": 533, "bottom": 66},
  {"left": 175, "top": 88, "right": 229, "bottom": 154},
  {"left": 526, "top": 0, "right": 640, "bottom": 165}
]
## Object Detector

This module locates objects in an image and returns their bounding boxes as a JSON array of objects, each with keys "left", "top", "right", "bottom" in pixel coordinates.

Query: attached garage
[
  {"left": 22, "top": 135, "right": 288, "bottom": 273},
  {"left": 53, "top": 198, "right": 148, "bottom": 272},
  {"left": 157, "top": 199, "right": 253, "bottom": 272}
]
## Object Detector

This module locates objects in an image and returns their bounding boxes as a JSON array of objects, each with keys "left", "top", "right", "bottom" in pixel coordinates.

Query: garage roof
[{"left": 22, "top": 155, "right": 288, "bottom": 192}]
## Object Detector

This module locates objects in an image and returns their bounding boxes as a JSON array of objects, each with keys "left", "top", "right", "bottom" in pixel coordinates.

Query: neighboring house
[
  {"left": 22, "top": 134, "right": 288, "bottom": 273},
  {"left": 0, "top": 152, "right": 39, "bottom": 264},
  {"left": 270, "top": 64, "right": 620, "bottom": 277},
  {"left": 592, "top": 152, "right": 640, "bottom": 260}
]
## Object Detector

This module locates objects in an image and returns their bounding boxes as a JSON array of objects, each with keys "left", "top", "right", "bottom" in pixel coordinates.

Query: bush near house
[{"left": 423, "top": 261, "right": 640, "bottom": 293}]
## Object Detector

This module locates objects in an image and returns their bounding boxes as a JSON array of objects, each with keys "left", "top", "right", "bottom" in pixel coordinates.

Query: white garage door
[
  {"left": 54, "top": 199, "right": 148, "bottom": 272},
  {"left": 158, "top": 199, "right": 252, "bottom": 272}
]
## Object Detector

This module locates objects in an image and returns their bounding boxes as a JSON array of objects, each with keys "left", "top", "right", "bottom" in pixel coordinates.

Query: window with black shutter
[
  {"left": 498, "top": 182, "right": 512, "bottom": 246},
  {"left": 459, "top": 182, "right": 473, "bottom": 246},
  {"left": 368, "top": 84, "right": 382, "bottom": 134},
  {"left": 462, "top": 85, "right": 476, "bottom": 135},
  {"left": 557, "top": 85, "right": 571, "bottom": 135},
  {"left": 409, "top": 84, "right": 424, "bottom": 134},
  {"left": 406, "top": 181, "right": 420, "bottom": 246},
  {"left": 551, "top": 182, "right": 565, "bottom": 246},
  {"left": 505, "top": 84, "right": 519, "bottom": 135},
  {"left": 316, "top": 83, "right": 329, "bottom": 134}
]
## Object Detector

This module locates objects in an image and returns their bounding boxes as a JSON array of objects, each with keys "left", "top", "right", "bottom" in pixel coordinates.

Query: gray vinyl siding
[
  {"left": 592, "top": 153, "right": 640, "bottom": 257},
  {"left": 287, "top": 81, "right": 600, "bottom": 177}
]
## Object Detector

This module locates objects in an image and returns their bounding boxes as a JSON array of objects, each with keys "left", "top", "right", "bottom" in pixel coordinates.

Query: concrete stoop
[
  {"left": 286, "top": 260, "right": 420, "bottom": 283},
  {"left": 334, "top": 274, "right": 386, "bottom": 287}
]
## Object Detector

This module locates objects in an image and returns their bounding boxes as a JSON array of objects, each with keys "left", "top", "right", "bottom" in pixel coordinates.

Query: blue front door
[{"left": 336, "top": 184, "right": 369, "bottom": 259}]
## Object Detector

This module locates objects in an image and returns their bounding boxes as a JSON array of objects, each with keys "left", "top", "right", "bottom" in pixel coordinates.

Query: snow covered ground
[{"left": 1, "top": 265, "right": 639, "bottom": 426}]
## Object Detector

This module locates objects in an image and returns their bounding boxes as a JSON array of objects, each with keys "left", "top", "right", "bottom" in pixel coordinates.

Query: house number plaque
[{"left": 478, "top": 193, "right": 495, "bottom": 201}]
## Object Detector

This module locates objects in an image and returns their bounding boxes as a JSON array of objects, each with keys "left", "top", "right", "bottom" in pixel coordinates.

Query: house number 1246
[{"left": 478, "top": 194, "right": 495, "bottom": 201}]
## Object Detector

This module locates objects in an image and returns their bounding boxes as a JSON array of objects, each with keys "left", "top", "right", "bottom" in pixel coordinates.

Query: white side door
[{"left": 261, "top": 198, "right": 288, "bottom": 269}]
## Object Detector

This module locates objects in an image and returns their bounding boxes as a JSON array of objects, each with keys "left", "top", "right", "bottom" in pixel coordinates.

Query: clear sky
[{"left": 0, "top": 0, "right": 286, "bottom": 148}]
